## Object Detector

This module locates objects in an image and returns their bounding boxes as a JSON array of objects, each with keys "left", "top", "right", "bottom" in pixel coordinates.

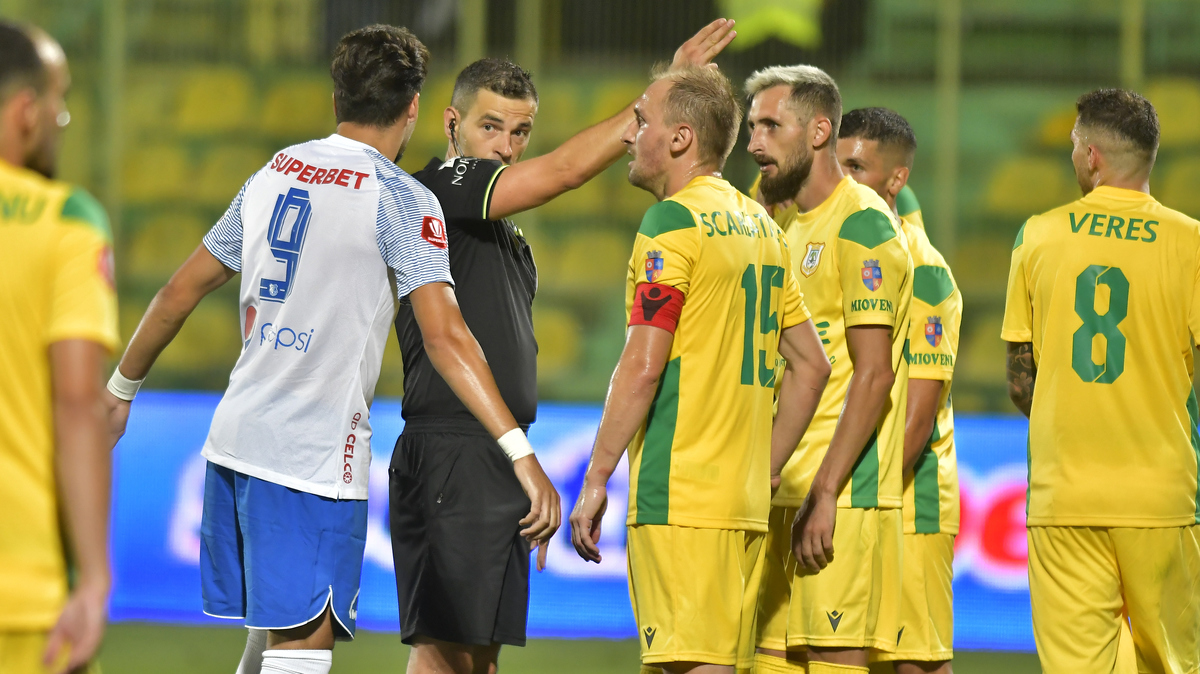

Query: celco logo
[{"left": 259, "top": 323, "right": 315, "bottom": 351}]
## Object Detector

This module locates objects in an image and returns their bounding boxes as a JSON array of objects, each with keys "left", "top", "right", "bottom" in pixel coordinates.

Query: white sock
[
  {"left": 235, "top": 629, "right": 267, "bottom": 674},
  {"left": 260, "top": 649, "right": 332, "bottom": 674}
]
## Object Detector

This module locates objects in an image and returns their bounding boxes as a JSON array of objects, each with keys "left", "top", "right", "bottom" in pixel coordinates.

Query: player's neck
[
  {"left": 336, "top": 122, "right": 406, "bottom": 163},
  {"left": 794, "top": 149, "right": 844, "bottom": 213},
  {"left": 660, "top": 161, "right": 721, "bottom": 201},
  {"left": 1092, "top": 172, "right": 1151, "bottom": 195}
]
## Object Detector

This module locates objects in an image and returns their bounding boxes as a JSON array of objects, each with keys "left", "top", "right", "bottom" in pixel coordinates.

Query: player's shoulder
[
  {"left": 4, "top": 161, "right": 113, "bottom": 243},
  {"left": 906, "top": 227, "right": 958, "bottom": 309},
  {"left": 57, "top": 184, "right": 111, "bottom": 242},
  {"left": 896, "top": 185, "right": 921, "bottom": 218},
  {"left": 836, "top": 182, "right": 901, "bottom": 251},
  {"left": 639, "top": 198, "right": 698, "bottom": 239}
]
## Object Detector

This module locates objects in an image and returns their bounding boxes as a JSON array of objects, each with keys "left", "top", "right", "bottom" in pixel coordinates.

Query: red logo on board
[{"left": 421, "top": 216, "right": 448, "bottom": 249}]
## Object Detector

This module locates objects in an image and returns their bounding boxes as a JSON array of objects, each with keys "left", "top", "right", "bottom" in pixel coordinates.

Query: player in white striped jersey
[{"left": 102, "top": 25, "right": 559, "bottom": 674}]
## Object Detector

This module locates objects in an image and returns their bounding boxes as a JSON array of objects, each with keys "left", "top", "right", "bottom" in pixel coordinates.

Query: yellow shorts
[
  {"left": 870, "top": 532, "right": 954, "bottom": 663},
  {"left": 1028, "top": 524, "right": 1200, "bottom": 674},
  {"left": 627, "top": 524, "right": 765, "bottom": 668},
  {"left": 757, "top": 506, "right": 902, "bottom": 651},
  {"left": 0, "top": 630, "right": 100, "bottom": 674}
]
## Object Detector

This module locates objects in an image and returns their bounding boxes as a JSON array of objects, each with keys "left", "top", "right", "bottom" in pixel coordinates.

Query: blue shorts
[{"left": 200, "top": 462, "right": 368, "bottom": 638}]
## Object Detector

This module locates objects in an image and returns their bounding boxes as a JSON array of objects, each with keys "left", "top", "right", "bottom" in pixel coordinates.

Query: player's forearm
[
  {"left": 1006, "top": 341, "right": 1036, "bottom": 418},
  {"left": 903, "top": 379, "right": 943, "bottom": 474},
  {"left": 771, "top": 362, "right": 828, "bottom": 477},
  {"left": 118, "top": 281, "right": 204, "bottom": 379},
  {"left": 585, "top": 356, "right": 661, "bottom": 485},
  {"left": 549, "top": 103, "right": 633, "bottom": 189},
  {"left": 50, "top": 341, "right": 112, "bottom": 593},
  {"left": 424, "top": 327, "right": 521, "bottom": 439},
  {"left": 811, "top": 364, "right": 894, "bottom": 497}
]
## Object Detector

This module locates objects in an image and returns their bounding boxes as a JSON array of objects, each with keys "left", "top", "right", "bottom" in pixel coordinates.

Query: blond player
[
  {"left": 1003, "top": 89, "right": 1200, "bottom": 673},
  {"left": 568, "top": 65, "right": 831, "bottom": 673},
  {"left": 745, "top": 66, "right": 913, "bottom": 674},
  {"left": 0, "top": 22, "right": 117, "bottom": 674},
  {"left": 838, "top": 108, "right": 961, "bottom": 674}
]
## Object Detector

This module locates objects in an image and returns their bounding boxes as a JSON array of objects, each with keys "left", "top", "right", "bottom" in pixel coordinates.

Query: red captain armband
[{"left": 630, "top": 283, "right": 685, "bottom": 333}]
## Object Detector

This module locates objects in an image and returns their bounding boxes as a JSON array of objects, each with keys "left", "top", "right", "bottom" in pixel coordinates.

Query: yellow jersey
[
  {"left": 624, "top": 175, "right": 809, "bottom": 532},
  {"left": 901, "top": 218, "right": 961, "bottom": 535},
  {"left": 1002, "top": 186, "right": 1200, "bottom": 527},
  {"left": 897, "top": 185, "right": 924, "bottom": 232},
  {"left": 764, "top": 176, "right": 913, "bottom": 509},
  {"left": 0, "top": 162, "right": 118, "bottom": 629}
]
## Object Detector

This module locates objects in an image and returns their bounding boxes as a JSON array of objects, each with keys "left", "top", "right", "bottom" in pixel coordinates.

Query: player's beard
[
  {"left": 758, "top": 147, "right": 813, "bottom": 205},
  {"left": 27, "top": 132, "right": 58, "bottom": 179}
]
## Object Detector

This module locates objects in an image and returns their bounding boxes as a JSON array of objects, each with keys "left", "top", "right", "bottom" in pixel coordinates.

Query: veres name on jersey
[{"left": 1069, "top": 212, "right": 1158, "bottom": 242}]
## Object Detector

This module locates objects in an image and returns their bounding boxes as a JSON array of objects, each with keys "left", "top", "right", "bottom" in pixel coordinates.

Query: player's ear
[
  {"left": 889, "top": 166, "right": 910, "bottom": 199},
  {"left": 407, "top": 92, "right": 420, "bottom": 123},
  {"left": 671, "top": 123, "right": 695, "bottom": 157},
  {"left": 811, "top": 115, "right": 832, "bottom": 151},
  {"left": 443, "top": 106, "right": 459, "bottom": 141}
]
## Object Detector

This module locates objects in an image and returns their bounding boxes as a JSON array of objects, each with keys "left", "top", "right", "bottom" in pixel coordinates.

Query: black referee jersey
[{"left": 395, "top": 156, "right": 538, "bottom": 429}]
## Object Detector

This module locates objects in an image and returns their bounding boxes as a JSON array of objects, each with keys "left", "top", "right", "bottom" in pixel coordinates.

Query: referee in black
[{"left": 389, "top": 20, "right": 737, "bottom": 674}]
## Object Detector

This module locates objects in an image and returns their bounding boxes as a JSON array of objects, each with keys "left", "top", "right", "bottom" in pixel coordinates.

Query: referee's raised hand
[{"left": 512, "top": 455, "right": 561, "bottom": 571}]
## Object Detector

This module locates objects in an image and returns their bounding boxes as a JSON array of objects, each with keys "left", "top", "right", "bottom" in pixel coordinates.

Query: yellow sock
[
  {"left": 753, "top": 652, "right": 809, "bottom": 673},
  {"left": 807, "top": 662, "right": 868, "bottom": 674}
]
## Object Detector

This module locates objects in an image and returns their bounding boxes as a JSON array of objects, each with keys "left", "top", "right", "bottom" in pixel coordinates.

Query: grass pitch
[{"left": 98, "top": 623, "right": 1042, "bottom": 672}]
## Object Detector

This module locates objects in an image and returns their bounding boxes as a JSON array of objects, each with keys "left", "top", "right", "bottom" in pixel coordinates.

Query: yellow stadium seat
[
  {"left": 587, "top": 80, "right": 645, "bottom": 126},
  {"left": 155, "top": 302, "right": 241, "bottom": 371},
  {"left": 537, "top": 177, "right": 606, "bottom": 218},
  {"left": 124, "top": 211, "right": 211, "bottom": 281},
  {"left": 984, "top": 156, "right": 1075, "bottom": 217},
  {"left": 261, "top": 78, "right": 334, "bottom": 138},
  {"left": 1157, "top": 156, "right": 1200, "bottom": 218},
  {"left": 57, "top": 91, "right": 93, "bottom": 187},
  {"left": 122, "top": 144, "right": 189, "bottom": 202},
  {"left": 607, "top": 175, "right": 658, "bottom": 221},
  {"left": 533, "top": 307, "right": 583, "bottom": 379},
  {"left": 124, "top": 72, "right": 177, "bottom": 134},
  {"left": 1036, "top": 107, "right": 1076, "bottom": 148},
  {"left": 531, "top": 80, "right": 581, "bottom": 146},
  {"left": 957, "top": 313, "right": 1007, "bottom": 385},
  {"left": 950, "top": 237, "right": 1014, "bottom": 296},
  {"left": 555, "top": 230, "right": 630, "bottom": 288},
  {"left": 196, "top": 145, "right": 273, "bottom": 204},
  {"left": 1145, "top": 78, "right": 1200, "bottom": 149},
  {"left": 175, "top": 68, "right": 254, "bottom": 134}
]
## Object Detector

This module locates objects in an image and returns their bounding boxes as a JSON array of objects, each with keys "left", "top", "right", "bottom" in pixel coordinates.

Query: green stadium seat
[
  {"left": 534, "top": 307, "right": 583, "bottom": 379},
  {"left": 124, "top": 212, "right": 210, "bottom": 280},
  {"left": 122, "top": 144, "right": 189, "bottom": 202},
  {"left": 196, "top": 145, "right": 272, "bottom": 204},
  {"left": 1157, "top": 156, "right": 1200, "bottom": 218},
  {"left": 260, "top": 78, "right": 334, "bottom": 138},
  {"left": 1146, "top": 78, "right": 1200, "bottom": 149},
  {"left": 984, "top": 156, "right": 1074, "bottom": 217},
  {"left": 554, "top": 230, "right": 630, "bottom": 288},
  {"left": 175, "top": 68, "right": 254, "bottom": 134},
  {"left": 1036, "top": 107, "right": 1075, "bottom": 148}
]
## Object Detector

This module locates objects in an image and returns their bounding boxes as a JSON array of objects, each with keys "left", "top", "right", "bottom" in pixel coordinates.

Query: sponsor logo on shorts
[
  {"left": 343, "top": 413, "right": 362, "bottom": 484},
  {"left": 643, "top": 626, "right": 657, "bottom": 647},
  {"left": 826, "top": 610, "right": 844, "bottom": 632}
]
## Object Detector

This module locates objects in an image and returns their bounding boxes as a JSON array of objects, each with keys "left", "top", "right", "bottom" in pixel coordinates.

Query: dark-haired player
[
  {"left": 0, "top": 21, "right": 116, "bottom": 674},
  {"left": 838, "top": 108, "right": 961, "bottom": 674},
  {"left": 1003, "top": 89, "right": 1200, "bottom": 673},
  {"left": 104, "top": 25, "right": 554, "bottom": 674},
  {"left": 390, "top": 19, "right": 737, "bottom": 674}
]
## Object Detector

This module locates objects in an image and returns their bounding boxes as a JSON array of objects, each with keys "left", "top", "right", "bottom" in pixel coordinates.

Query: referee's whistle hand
[
  {"left": 513, "top": 455, "right": 561, "bottom": 569},
  {"left": 569, "top": 482, "right": 608, "bottom": 564}
]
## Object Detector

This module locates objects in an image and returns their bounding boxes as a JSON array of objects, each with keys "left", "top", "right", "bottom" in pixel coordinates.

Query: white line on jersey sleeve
[{"left": 370, "top": 152, "right": 453, "bottom": 299}]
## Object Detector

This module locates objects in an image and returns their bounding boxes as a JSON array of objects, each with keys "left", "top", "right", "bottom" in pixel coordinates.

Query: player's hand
[
  {"left": 43, "top": 581, "right": 107, "bottom": 674},
  {"left": 512, "top": 455, "right": 561, "bottom": 571},
  {"left": 102, "top": 389, "right": 130, "bottom": 450},
  {"left": 569, "top": 479, "right": 608, "bottom": 563},
  {"left": 671, "top": 18, "right": 737, "bottom": 71},
  {"left": 791, "top": 489, "right": 837, "bottom": 574},
  {"left": 770, "top": 473, "right": 783, "bottom": 496}
]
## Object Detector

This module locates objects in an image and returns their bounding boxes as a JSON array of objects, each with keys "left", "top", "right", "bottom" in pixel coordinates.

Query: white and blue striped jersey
[{"left": 200, "top": 133, "right": 451, "bottom": 499}]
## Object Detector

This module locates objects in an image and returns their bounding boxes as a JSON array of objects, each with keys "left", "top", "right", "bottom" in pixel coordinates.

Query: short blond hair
[
  {"left": 652, "top": 64, "right": 743, "bottom": 167},
  {"left": 744, "top": 64, "right": 842, "bottom": 137}
]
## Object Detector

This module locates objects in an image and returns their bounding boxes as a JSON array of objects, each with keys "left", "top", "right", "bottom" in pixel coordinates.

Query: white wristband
[
  {"left": 496, "top": 428, "right": 535, "bottom": 462},
  {"left": 106, "top": 368, "right": 144, "bottom": 402}
]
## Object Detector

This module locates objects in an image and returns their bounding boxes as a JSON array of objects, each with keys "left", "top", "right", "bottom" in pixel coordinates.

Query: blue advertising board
[{"left": 109, "top": 393, "right": 1033, "bottom": 649}]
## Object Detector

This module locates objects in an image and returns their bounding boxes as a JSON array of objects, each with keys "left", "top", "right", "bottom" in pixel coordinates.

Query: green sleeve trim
[
  {"left": 896, "top": 185, "right": 920, "bottom": 217},
  {"left": 482, "top": 164, "right": 507, "bottom": 219},
  {"left": 838, "top": 208, "right": 897, "bottom": 249},
  {"left": 913, "top": 265, "right": 955, "bottom": 306},
  {"left": 60, "top": 187, "right": 111, "bottom": 241},
  {"left": 912, "top": 423, "right": 942, "bottom": 533},
  {"left": 1013, "top": 220, "right": 1028, "bottom": 249},
  {"left": 636, "top": 357, "right": 681, "bottom": 525},
  {"left": 638, "top": 200, "right": 696, "bottom": 238}
]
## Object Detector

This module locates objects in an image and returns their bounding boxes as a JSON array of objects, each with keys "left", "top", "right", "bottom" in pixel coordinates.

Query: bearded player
[
  {"left": 569, "top": 65, "right": 831, "bottom": 673},
  {"left": 838, "top": 107, "right": 962, "bottom": 674},
  {"left": 745, "top": 66, "right": 913, "bottom": 674}
]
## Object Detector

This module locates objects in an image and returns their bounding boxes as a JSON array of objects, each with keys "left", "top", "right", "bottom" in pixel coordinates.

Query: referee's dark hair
[
  {"left": 331, "top": 24, "right": 429, "bottom": 127},
  {"left": 0, "top": 21, "right": 48, "bottom": 100},
  {"left": 451, "top": 58, "right": 539, "bottom": 113},
  {"left": 1076, "top": 88, "right": 1159, "bottom": 165},
  {"left": 839, "top": 107, "right": 917, "bottom": 168}
]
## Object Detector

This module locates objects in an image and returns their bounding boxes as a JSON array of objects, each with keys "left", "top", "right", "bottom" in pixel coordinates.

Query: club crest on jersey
[
  {"left": 802, "top": 242, "right": 825, "bottom": 277},
  {"left": 645, "top": 250, "right": 664, "bottom": 283},
  {"left": 861, "top": 259, "right": 883, "bottom": 292},
  {"left": 925, "top": 316, "right": 943, "bottom": 347}
]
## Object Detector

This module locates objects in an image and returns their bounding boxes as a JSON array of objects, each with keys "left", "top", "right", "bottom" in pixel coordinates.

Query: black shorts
[{"left": 389, "top": 424, "right": 532, "bottom": 646}]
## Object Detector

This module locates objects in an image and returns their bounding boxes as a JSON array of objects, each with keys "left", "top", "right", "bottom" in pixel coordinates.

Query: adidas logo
[
  {"left": 643, "top": 626, "right": 657, "bottom": 647},
  {"left": 826, "top": 610, "right": 844, "bottom": 632}
]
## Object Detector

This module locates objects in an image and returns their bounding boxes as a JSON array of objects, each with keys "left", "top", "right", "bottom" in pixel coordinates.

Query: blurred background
[{"left": 12, "top": 0, "right": 1200, "bottom": 411}]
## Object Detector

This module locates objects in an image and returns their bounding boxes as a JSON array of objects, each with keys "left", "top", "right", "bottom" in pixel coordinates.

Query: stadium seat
[
  {"left": 175, "top": 68, "right": 254, "bottom": 134},
  {"left": 531, "top": 80, "right": 581, "bottom": 146},
  {"left": 983, "top": 155, "right": 1074, "bottom": 217},
  {"left": 554, "top": 230, "right": 630, "bottom": 288},
  {"left": 155, "top": 302, "right": 242, "bottom": 372},
  {"left": 1145, "top": 78, "right": 1200, "bottom": 149},
  {"left": 196, "top": 145, "right": 273, "bottom": 204},
  {"left": 533, "top": 306, "right": 583, "bottom": 378},
  {"left": 124, "top": 211, "right": 211, "bottom": 281},
  {"left": 122, "top": 144, "right": 189, "bottom": 202},
  {"left": 586, "top": 80, "right": 645, "bottom": 126},
  {"left": 957, "top": 313, "right": 1007, "bottom": 385},
  {"left": 1036, "top": 107, "right": 1076, "bottom": 148},
  {"left": 260, "top": 78, "right": 334, "bottom": 138},
  {"left": 537, "top": 176, "right": 606, "bottom": 218},
  {"left": 950, "top": 237, "right": 1014, "bottom": 296},
  {"left": 1157, "top": 156, "right": 1200, "bottom": 218}
]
